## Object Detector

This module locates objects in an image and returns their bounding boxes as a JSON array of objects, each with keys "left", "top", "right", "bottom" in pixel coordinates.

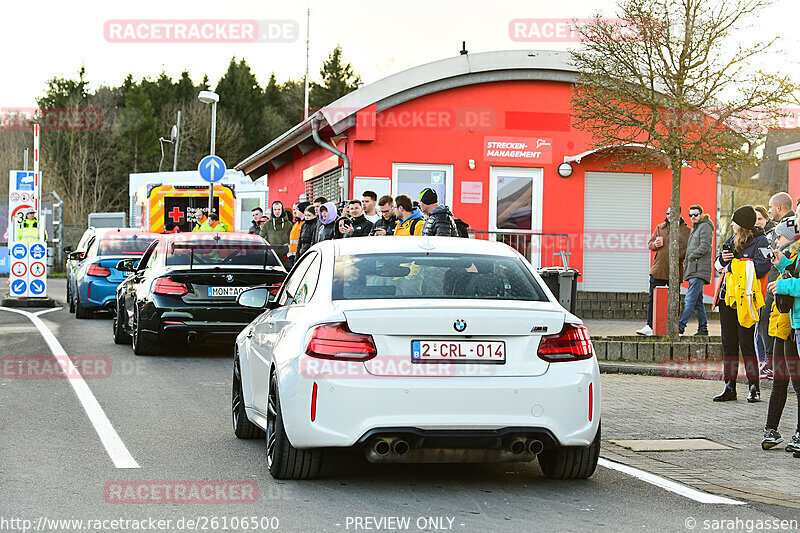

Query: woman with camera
[{"left": 713, "top": 206, "right": 771, "bottom": 402}]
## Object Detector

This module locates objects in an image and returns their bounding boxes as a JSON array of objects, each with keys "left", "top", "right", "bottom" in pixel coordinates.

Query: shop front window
[{"left": 392, "top": 163, "right": 453, "bottom": 206}]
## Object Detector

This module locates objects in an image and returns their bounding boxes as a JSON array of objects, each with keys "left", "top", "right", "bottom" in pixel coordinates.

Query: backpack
[{"left": 453, "top": 218, "right": 470, "bottom": 238}]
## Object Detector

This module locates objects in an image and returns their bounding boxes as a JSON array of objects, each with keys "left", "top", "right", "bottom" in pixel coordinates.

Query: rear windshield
[
  {"left": 166, "top": 241, "right": 282, "bottom": 268},
  {"left": 97, "top": 236, "right": 154, "bottom": 255},
  {"left": 332, "top": 253, "right": 547, "bottom": 301}
]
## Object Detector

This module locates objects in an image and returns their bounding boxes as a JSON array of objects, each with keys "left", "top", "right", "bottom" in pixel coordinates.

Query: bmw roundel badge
[
  {"left": 454, "top": 319, "right": 467, "bottom": 332},
  {"left": 226, "top": 274, "right": 234, "bottom": 283}
]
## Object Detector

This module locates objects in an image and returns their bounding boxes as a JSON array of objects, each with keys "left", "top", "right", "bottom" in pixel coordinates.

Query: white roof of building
[{"left": 236, "top": 50, "right": 578, "bottom": 178}]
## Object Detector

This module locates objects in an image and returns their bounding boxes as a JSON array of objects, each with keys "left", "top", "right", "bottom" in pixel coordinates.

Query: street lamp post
[{"left": 198, "top": 91, "right": 219, "bottom": 214}]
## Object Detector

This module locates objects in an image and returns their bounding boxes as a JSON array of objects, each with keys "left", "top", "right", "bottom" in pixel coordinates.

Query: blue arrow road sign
[
  {"left": 30, "top": 279, "right": 45, "bottom": 295},
  {"left": 30, "top": 243, "right": 46, "bottom": 260},
  {"left": 198, "top": 155, "right": 226, "bottom": 183},
  {"left": 11, "top": 243, "right": 27, "bottom": 259},
  {"left": 11, "top": 279, "right": 26, "bottom": 295}
]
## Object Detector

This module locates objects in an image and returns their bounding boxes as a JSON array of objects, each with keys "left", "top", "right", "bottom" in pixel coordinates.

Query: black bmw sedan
[{"left": 113, "top": 232, "right": 287, "bottom": 355}]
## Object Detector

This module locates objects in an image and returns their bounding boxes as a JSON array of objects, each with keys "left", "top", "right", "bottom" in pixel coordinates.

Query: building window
[
  {"left": 305, "top": 167, "right": 342, "bottom": 203},
  {"left": 392, "top": 163, "right": 453, "bottom": 206}
]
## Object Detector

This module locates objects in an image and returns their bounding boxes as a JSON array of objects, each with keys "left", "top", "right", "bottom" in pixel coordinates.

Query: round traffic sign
[
  {"left": 30, "top": 244, "right": 46, "bottom": 260},
  {"left": 10, "top": 192, "right": 19, "bottom": 201},
  {"left": 30, "top": 262, "right": 45, "bottom": 277},
  {"left": 11, "top": 262, "right": 27, "bottom": 277},
  {"left": 198, "top": 155, "right": 226, "bottom": 183},
  {"left": 11, "top": 243, "right": 27, "bottom": 259},
  {"left": 10, "top": 279, "right": 27, "bottom": 295},
  {"left": 29, "top": 279, "right": 45, "bottom": 295}
]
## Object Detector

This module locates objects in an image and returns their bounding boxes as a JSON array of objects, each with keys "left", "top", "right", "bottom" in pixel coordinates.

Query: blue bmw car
[{"left": 73, "top": 230, "right": 157, "bottom": 319}]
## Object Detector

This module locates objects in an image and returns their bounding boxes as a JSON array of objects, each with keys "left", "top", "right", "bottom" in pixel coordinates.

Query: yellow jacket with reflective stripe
[
  {"left": 192, "top": 219, "right": 213, "bottom": 232},
  {"left": 17, "top": 219, "right": 46, "bottom": 241},
  {"left": 724, "top": 258, "right": 764, "bottom": 328}
]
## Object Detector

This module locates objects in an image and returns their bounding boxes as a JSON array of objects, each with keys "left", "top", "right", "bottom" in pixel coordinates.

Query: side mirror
[
  {"left": 69, "top": 251, "right": 86, "bottom": 261},
  {"left": 115, "top": 259, "right": 137, "bottom": 272},
  {"left": 237, "top": 287, "right": 270, "bottom": 308},
  {"left": 63, "top": 246, "right": 74, "bottom": 254}
]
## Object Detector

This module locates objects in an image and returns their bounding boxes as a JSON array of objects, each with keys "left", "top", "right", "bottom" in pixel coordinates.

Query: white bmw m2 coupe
[{"left": 232, "top": 237, "right": 600, "bottom": 480}]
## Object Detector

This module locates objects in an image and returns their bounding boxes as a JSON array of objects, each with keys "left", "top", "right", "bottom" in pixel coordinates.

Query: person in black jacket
[
  {"left": 248, "top": 207, "right": 264, "bottom": 234},
  {"left": 372, "top": 195, "right": 398, "bottom": 236},
  {"left": 418, "top": 187, "right": 457, "bottom": 237},
  {"left": 342, "top": 200, "right": 374, "bottom": 237},
  {"left": 297, "top": 205, "right": 317, "bottom": 258},
  {"left": 713, "top": 205, "right": 771, "bottom": 403}
]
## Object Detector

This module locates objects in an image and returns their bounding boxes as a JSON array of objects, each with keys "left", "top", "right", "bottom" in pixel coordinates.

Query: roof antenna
[{"left": 460, "top": 41, "right": 468, "bottom": 55}]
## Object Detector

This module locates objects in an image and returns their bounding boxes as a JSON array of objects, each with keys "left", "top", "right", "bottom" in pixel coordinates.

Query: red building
[{"left": 236, "top": 50, "right": 717, "bottom": 293}]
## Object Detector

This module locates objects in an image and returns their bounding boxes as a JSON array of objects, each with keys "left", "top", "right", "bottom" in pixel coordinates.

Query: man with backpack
[{"left": 418, "top": 188, "right": 457, "bottom": 237}]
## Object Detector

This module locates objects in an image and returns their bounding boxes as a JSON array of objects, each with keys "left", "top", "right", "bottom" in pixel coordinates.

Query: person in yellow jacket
[
  {"left": 207, "top": 213, "right": 230, "bottom": 232},
  {"left": 192, "top": 208, "right": 213, "bottom": 232},
  {"left": 760, "top": 236, "right": 800, "bottom": 451},
  {"left": 393, "top": 195, "right": 424, "bottom": 236},
  {"left": 17, "top": 208, "right": 47, "bottom": 241},
  {"left": 713, "top": 206, "right": 770, "bottom": 403}
]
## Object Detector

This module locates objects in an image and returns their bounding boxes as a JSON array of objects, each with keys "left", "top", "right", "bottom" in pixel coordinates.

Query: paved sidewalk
[
  {"left": 584, "top": 318, "right": 721, "bottom": 337},
  {"left": 602, "top": 373, "right": 800, "bottom": 508}
]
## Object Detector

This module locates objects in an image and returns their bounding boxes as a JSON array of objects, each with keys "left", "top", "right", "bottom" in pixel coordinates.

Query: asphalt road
[{"left": 1, "top": 278, "right": 799, "bottom": 533}]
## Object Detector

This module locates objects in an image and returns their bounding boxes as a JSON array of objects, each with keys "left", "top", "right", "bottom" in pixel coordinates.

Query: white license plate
[
  {"left": 411, "top": 340, "right": 506, "bottom": 363},
  {"left": 208, "top": 286, "right": 250, "bottom": 297}
]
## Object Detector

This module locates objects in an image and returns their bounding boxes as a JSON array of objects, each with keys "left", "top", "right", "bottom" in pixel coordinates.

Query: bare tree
[{"left": 571, "top": 0, "right": 797, "bottom": 339}]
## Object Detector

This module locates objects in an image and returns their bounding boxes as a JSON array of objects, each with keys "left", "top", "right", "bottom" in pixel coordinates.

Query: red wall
[{"left": 264, "top": 79, "right": 717, "bottom": 282}]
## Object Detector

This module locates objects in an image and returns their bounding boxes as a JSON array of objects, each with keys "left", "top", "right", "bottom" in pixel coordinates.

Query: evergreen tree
[
  {"left": 310, "top": 46, "right": 361, "bottom": 109},
  {"left": 215, "top": 57, "right": 267, "bottom": 161}
]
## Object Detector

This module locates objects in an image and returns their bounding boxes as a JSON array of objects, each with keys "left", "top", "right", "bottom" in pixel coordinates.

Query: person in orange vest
[
  {"left": 207, "top": 212, "right": 230, "bottom": 232},
  {"left": 287, "top": 201, "right": 310, "bottom": 268}
]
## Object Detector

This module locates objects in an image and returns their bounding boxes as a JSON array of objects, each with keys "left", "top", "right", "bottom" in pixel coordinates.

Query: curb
[{"left": 600, "top": 361, "right": 774, "bottom": 391}]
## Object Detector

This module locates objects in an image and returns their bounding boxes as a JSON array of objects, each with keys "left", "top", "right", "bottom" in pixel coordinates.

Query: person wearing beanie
[
  {"left": 636, "top": 207, "right": 690, "bottom": 336},
  {"left": 713, "top": 205, "right": 771, "bottom": 403},
  {"left": 761, "top": 220, "right": 800, "bottom": 452},
  {"left": 418, "top": 187, "right": 457, "bottom": 237}
]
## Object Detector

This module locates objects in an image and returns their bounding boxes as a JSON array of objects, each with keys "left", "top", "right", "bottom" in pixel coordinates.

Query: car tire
[
  {"left": 75, "top": 292, "right": 92, "bottom": 319},
  {"left": 232, "top": 351, "right": 265, "bottom": 439},
  {"left": 538, "top": 422, "right": 601, "bottom": 480},
  {"left": 67, "top": 282, "right": 75, "bottom": 313},
  {"left": 132, "top": 306, "right": 160, "bottom": 356},
  {"left": 113, "top": 299, "right": 131, "bottom": 345},
  {"left": 266, "top": 372, "right": 322, "bottom": 480}
]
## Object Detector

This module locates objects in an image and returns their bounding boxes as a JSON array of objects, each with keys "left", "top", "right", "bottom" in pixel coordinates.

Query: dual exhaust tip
[
  {"left": 373, "top": 439, "right": 409, "bottom": 457},
  {"left": 371, "top": 438, "right": 543, "bottom": 456},
  {"left": 509, "top": 438, "right": 544, "bottom": 455}
]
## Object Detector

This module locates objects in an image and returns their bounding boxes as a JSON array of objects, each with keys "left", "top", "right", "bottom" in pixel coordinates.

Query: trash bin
[{"left": 537, "top": 267, "right": 580, "bottom": 314}]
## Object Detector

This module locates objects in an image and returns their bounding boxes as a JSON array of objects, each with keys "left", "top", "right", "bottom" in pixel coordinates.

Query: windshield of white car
[
  {"left": 166, "top": 241, "right": 282, "bottom": 268},
  {"left": 332, "top": 253, "right": 548, "bottom": 301}
]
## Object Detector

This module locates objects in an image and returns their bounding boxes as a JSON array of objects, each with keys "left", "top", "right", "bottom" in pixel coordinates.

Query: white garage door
[{"left": 582, "top": 172, "right": 652, "bottom": 292}]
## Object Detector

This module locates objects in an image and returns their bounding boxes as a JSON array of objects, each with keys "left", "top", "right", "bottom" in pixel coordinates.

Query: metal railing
[{"left": 469, "top": 230, "right": 572, "bottom": 268}]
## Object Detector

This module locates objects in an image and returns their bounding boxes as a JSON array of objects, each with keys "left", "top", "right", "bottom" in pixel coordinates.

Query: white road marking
[
  {"left": 1, "top": 306, "right": 139, "bottom": 469},
  {"left": 598, "top": 458, "right": 743, "bottom": 505}
]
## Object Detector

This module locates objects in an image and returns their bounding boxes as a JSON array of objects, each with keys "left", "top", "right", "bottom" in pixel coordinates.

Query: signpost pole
[
  {"left": 23, "top": 148, "right": 28, "bottom": 172},
  {"left": 208, "top": 101, "right": 216, "bottom": 213}
]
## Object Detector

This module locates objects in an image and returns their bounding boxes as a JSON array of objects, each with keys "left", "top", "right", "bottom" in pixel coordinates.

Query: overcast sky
[{"left": 2, "top": 0, "right": 798, "bottom": 109}]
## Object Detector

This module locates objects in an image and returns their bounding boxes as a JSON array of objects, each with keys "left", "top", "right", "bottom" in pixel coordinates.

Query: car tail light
[
  {"left": 153, "top": 277, "right": 188, "bottom": 296},
  {"left": 87, "top": 264, "right": 111, "bottom": 277},
  {"left": 311, "top": 382, "right": 318, "bottom": 422},
  {"left": 537, "top": 323, "right": 594, "bottom": 362},
  {"left": 305, "top": 322, "right": 377, "bottom": 361}
]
